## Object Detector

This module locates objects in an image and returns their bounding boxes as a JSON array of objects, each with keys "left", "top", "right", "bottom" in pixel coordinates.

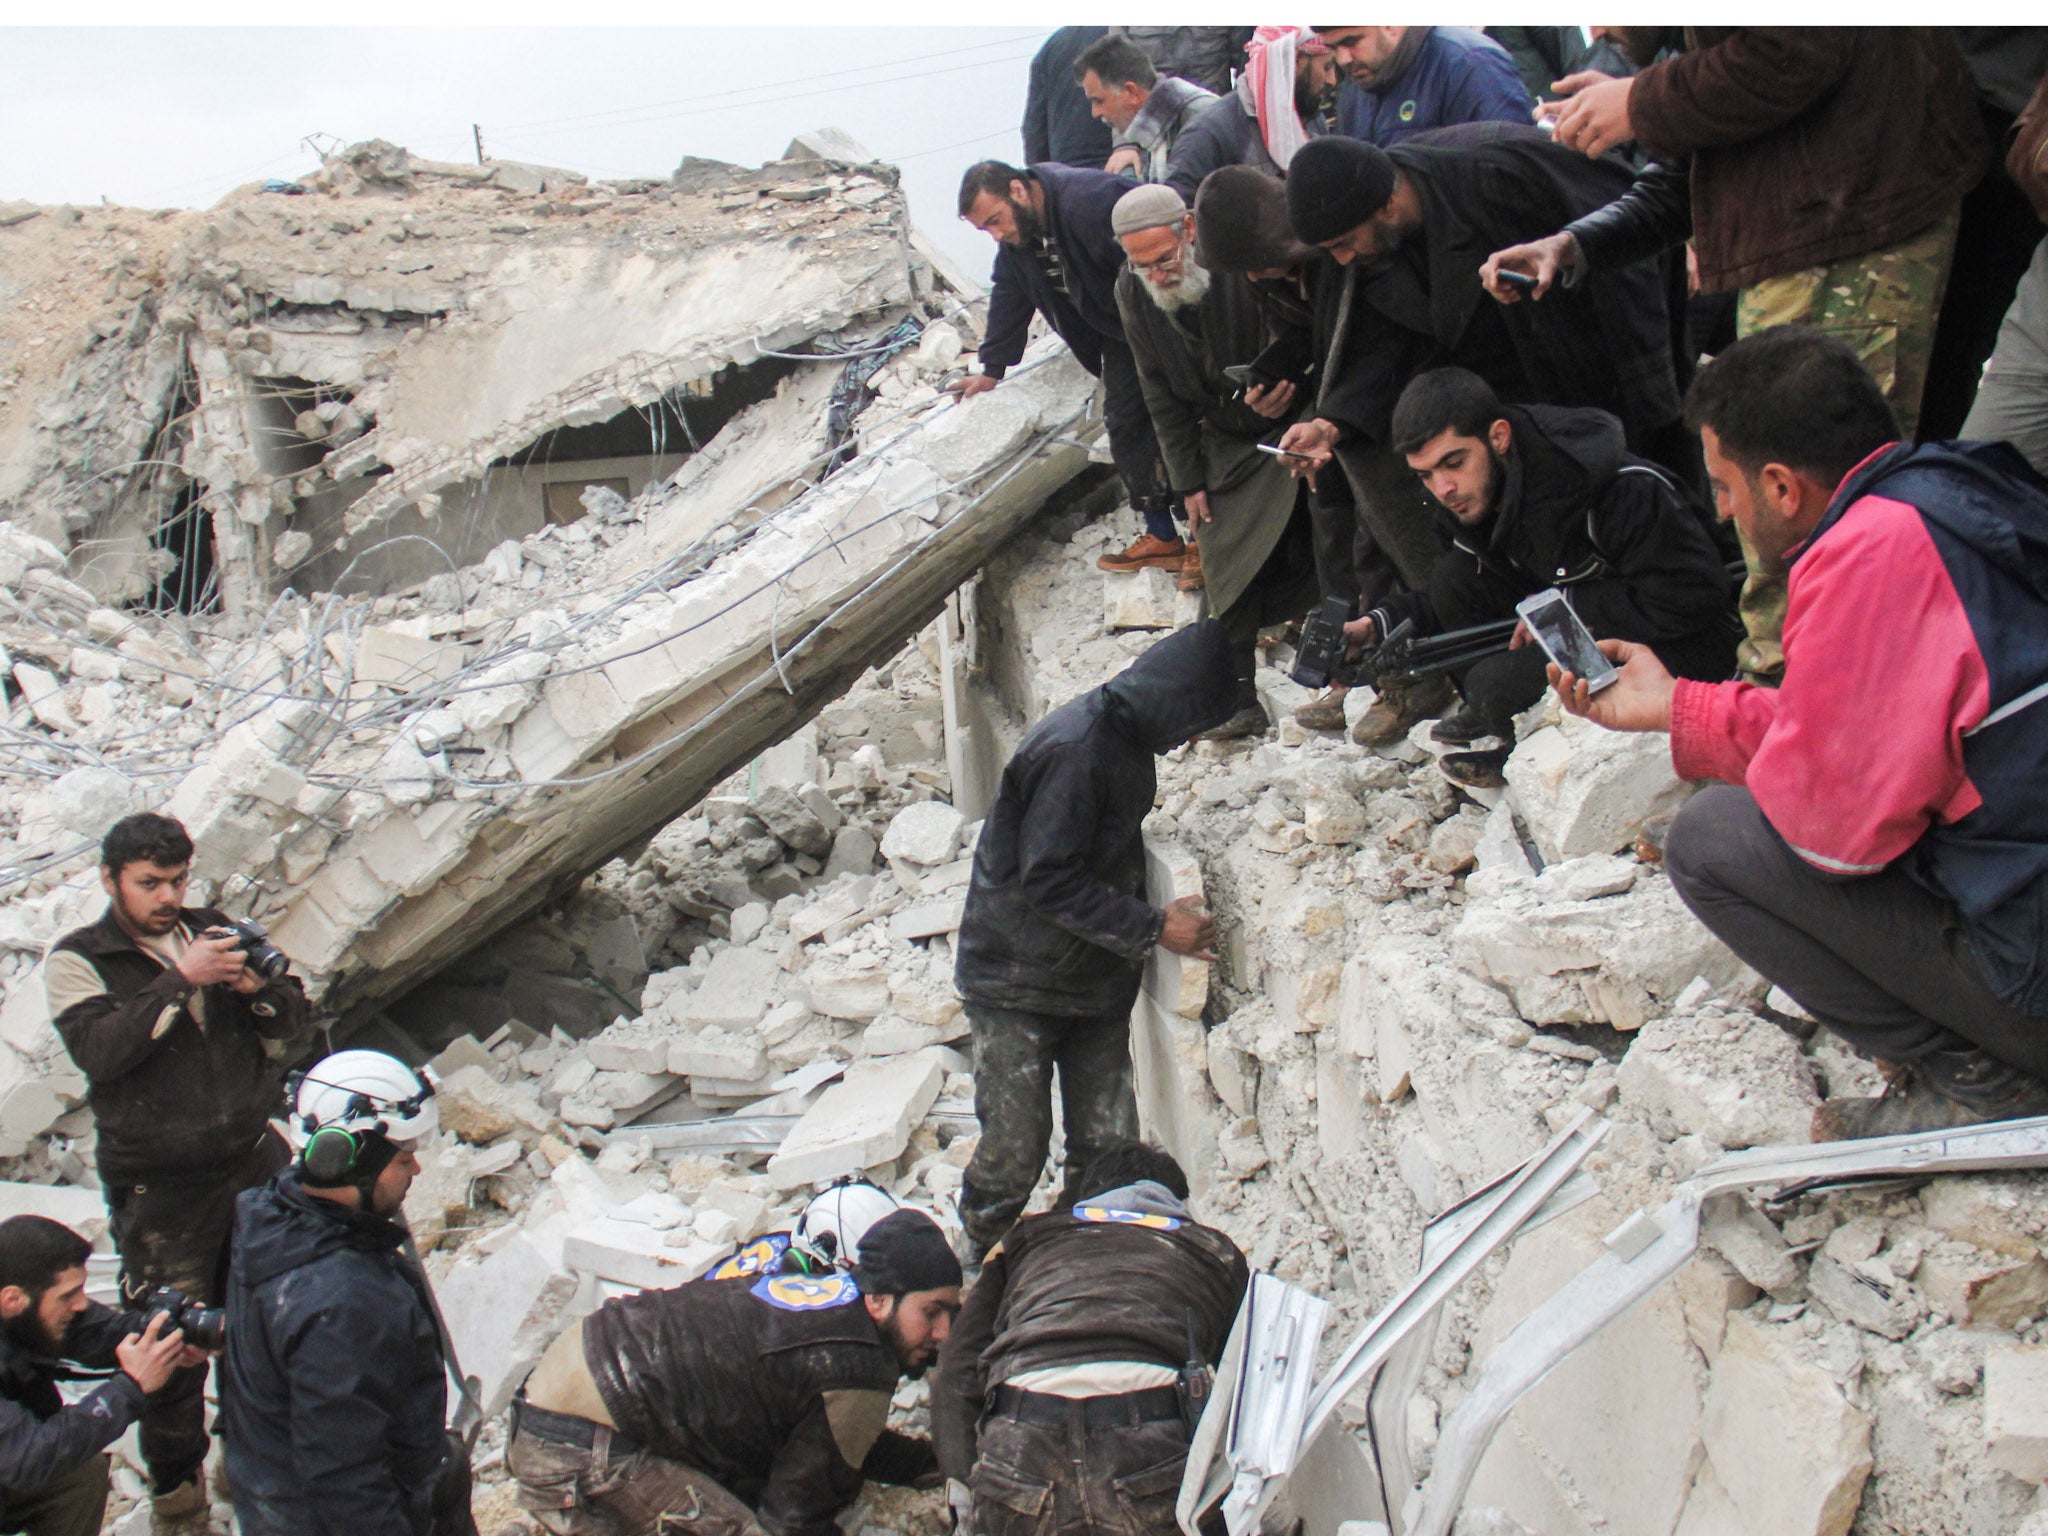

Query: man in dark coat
[
  {"left": 1354, "top": 367, "right": 1738, "bottom": 787},
  {"left": 1113, "top": 183, "right": 1315, "bottom": 739},
  {"left": 1314, "top": 26, "right": 1531, "bottom": 147},
  {"left": 1022, "top": 28, "right": 1114, "bottom": 170},
  {"left": 43, "top": 811, "right": 310, "bottom": 1528},
  {"left": 221, "top": 1050, "right": 465, "bottom": 1536},
  {"left": 952, "top": 161, "right": 1181, "bottom": 575},
  {"left": 932, "top": 1143, "right": 1248, "bottom": 1536},
  {"left": 953, "top": 622, "right": 1238, "bottom": 1252},
  {"left": 508, "top": 1209, "right": 961, "bottom": 1536},
  {"left": 0, "top": 1216, "right": 195, "bottom": 1536}
]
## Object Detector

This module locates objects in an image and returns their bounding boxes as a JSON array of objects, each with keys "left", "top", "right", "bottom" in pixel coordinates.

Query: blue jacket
[
  {"left": 979, "top": 162, "right": 1135, "bottom": 380},
  {"left": 1022, "top": 27, "right": 1113, "bottom": 169},
  {"left": 1335, "top": 27, "right": 1532, "bottom": 147}
]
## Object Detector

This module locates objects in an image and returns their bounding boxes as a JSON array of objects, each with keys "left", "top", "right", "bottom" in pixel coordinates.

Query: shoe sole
[{"left": 1098, "top": 557, "right": 1185, "bottom": 571}]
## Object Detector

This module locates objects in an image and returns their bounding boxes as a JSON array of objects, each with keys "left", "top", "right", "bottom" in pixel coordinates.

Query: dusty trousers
[
  {"left": 106, "top": 1129, "right": 287, "bottom": 1493},
  {"left": 960, "top": 1004, "right": 1140, "bottom": 1250},
  {"left": 0, "top": 1453, "right": 110, "bottom": 1536},
  {"left": 507, "top": 1416, "right": 767, "bottom": 1536},
  {"left": 968, "top": 1404, "right": 1189, "bottom": 1536},
  {"left": 1664, "top": 785, "right": 2048, "bottom": 1079}
]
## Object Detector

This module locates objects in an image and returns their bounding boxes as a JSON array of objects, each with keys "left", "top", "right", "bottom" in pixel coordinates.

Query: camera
[
  {"left": 134, "top": 1287, "right": 226, "bottom": 1352},
  {"left": 203, "top": 917, "right": 289, "bottom": 981},
  {"left": 1290, "top": 597, "right": 1355, "bottom": 689}
]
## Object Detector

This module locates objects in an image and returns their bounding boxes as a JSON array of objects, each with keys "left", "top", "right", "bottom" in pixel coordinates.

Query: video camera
[
  {"left": 201, "top": 917, "right": 289, "bottom": 981},
  {"left": 131, "top": 1287, "right": 225, "bottom": 1352}
]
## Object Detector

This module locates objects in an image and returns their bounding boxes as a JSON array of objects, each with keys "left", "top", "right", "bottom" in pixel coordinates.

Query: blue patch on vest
[
  {"left": 1074, "top": 1206, "right": 1184, "bottom": 1231},
  {"left": 711, "top": 1233, "right": 792, "bottom": 1281},
  {"left": 751, "top": 1272, "right": 861, "bottom": 1311}
]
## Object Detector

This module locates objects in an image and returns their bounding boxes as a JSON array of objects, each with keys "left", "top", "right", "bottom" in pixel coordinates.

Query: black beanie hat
[
  {"left": 854, "top": 1209, "right": 962, "bottom": 1297},
  {"left": 1286, "top": 136, "right": 1398, "bottom": 246},
  {"left": 1193, "top": 166, "right": 1316, "bottom": 274}
]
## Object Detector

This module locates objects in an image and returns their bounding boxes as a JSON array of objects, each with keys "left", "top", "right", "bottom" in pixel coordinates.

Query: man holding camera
[
  {"left": 0, "top": 1215, "right": 203, "bottom": 1536},
  {"left": 44, "top": 812, "right": 310, "bottom": 1531}
]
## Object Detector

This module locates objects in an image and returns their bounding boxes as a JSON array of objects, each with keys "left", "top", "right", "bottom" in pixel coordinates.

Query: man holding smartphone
[{"left": 1353, "top": 367, "right": 1736, "bottom": 787}]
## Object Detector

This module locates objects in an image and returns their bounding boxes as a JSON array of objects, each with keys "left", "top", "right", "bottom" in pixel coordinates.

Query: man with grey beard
[{"left": 1112, "top": 184, "right": 1319, "bottom": 740}]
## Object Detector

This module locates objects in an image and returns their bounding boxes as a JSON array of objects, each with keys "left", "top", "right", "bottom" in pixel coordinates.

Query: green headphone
[{"left": 300, "top": 1125, "right": 365, "bottom": 1184}]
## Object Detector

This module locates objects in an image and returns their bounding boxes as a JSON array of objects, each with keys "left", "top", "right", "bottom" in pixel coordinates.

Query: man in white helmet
[{"left": 219, "top": 1051, "right": 473, "bottom": 1536}]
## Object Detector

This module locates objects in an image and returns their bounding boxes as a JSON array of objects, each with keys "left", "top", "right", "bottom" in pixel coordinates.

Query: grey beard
[{"left": 1141, "top": 260, "right": 1212, "bottom": 314}]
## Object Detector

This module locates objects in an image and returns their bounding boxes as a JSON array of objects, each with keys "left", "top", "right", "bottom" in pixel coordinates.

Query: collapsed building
[{"left": 4, "top": 133, "right": 2048, "bottom": 1536}]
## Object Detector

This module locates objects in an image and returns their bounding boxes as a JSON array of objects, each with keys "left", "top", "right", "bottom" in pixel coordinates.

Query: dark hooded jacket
[
  {"left": 221, "top": 1174, "right": 447, "bottom": 1536},
  {"left": 1366, "top": 404, "right": 1737, "bottom": 676},
  {"left": 0, "top": 1301, "right": 149, "bottom": 1517},
  {"left": 1022, "top": 28, "right": 1114, "bottom": 169},
  {"left": 931, "top": 1181, "right": 1248, "bottom": 1480},
  {"left": 580, "top": 1273, "right": 930, "bottom": 1536},
  {"left": 980, "top": 164, "right": 1135, "bottom": 382},
  {"left": 955, "top": 622, "right": 1239, "bottom": 1018}
]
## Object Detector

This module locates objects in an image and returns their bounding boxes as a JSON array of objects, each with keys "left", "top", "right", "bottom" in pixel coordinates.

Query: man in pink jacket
[{"left": 1551, "top": 327, "right": 2048, "bottom": 1140}]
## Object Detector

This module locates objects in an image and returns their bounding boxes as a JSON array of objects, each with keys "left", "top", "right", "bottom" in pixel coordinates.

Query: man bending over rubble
[
  {"left": 1550, "top": 328, "right": 2048, "bottom": 1139},
  {"left": 507, "top": 1207, "right": 960, "bottom": 1536},
  {"left": 1352, "top": 367, "right": 1737, "bottom": 788},
  {"left": 953, "top": 621, "right": 1237, "bottom": 1253},
  {"left": 43, "top": 811, "right": 310, "bottom": 1532},
  {"left": 932, "top": 1142, "right": 1247, "bottom": 1536}
]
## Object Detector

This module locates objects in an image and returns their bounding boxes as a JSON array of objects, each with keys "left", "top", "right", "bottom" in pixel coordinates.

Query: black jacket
[
  {"left": 1022, "top": 28, "right": 1114, "bottom": 169},
  {"left": 48, "top": 905, "right": 309, "bottom": 1186},
  {"left": 1368, "top": 404, "right": 1738, "bottom": 675},
  {"left": 931, "top": 1184, "right": 1249, "bottom": 1480},
  {"left": 980, "top": 163, "right": 1135, "bottom": 380},
  {"left": 582, "top": 1273, "right": 929, "bottom": 1536},
  {"left": 0, "top": 1303, "right": 148, "bottom": 1514},
  {"left": 1320, "top": 123, "right": 1681, "bottom": 448},
  {"left": 1123, "top": 27, "right": 1253, "bottom": 97},
  {"left": 221, "top": 1175, "right": 447, "bottom": 1536},
  {"left": 954, "top": 622, "right": 1238, "bottom": 1018}
]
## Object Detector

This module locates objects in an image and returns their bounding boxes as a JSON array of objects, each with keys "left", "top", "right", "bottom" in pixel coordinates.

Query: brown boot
[
  {"left": 1177, "top": 540, "right": 1205, "bottom": 592},
  {"left": 1294, "top": 686, "right": 1349, "bottom": 731},
  {"left": 1811, "top": 1047, "right": 2048, "bottom": 1141},
  {"left": 151, "top": 1473, "right": 208, "bottom": 1536},
  {"left": 1097, "top": 534, "right": 1186, "bottom": 572}
]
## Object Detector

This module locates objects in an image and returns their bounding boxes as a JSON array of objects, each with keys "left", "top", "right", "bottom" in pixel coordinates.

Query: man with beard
[
  {"left": 1112, "top": 183, "right": 1316, "bottom": 739},
  {"left": 43, "top": 812, "right": 310, "bottom": 1533},
  {"left": 1163, "top": 25, "right": 1336, "bottom": 202},
  {"left": 508, "top": 1209, "right": 961, "bottom": 1536},
  {"left": 1355, "top": 367, "right": 1736, "bottom": 787},
  {"left": 951, "top": 161, "right": 1185, "bottom": 581},
  {"left": 0, "top": 1216, "right": 197, "bottom": 1536},
  {"left": 1312, "top": 26, "right": 1531, "bottom": 147}
]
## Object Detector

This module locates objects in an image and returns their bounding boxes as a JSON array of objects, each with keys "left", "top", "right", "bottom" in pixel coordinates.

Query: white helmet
[
  {"left": 796, "top": 1179, "right": 902, "bottom": 1269},
  {"left": 291, "top": 1049, "right": 438, "bottom": 1149}
]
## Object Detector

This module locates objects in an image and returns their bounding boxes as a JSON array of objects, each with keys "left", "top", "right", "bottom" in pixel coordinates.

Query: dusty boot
[
  {"left": 1097, "top": 534, "right": 1185, "bottom": 572},
  {"left": 1812, "top": 1047, "right": 2048, "bottom": 1141},
  {"left": 1197, "top": 688, "right": 1270, "bottom": 742},
  {"left": 1430, "top": 707, "right": 1498, "bottom": 746},
  {"left": 150, "top": 1473, "right": 208, "bottom": 1535},
  {"left": 1293, "top": 686, "right": 1348, "bottom": 731},
  {"left": 1439, "top": 747, "right": 1510, "bottom": 789},
  {"left": 1177, "top": 540, "right": 1206, "bottom": 592}
]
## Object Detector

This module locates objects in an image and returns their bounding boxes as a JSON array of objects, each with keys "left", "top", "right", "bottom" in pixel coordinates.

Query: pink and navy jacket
[{"left": 1670, "top": 440, "right": 2048, "bottom": 1016}]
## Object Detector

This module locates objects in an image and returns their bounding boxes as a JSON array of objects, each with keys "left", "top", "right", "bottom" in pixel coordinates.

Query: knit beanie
[
  {"left": 1110, "top": 183, "right": 1188, "bottom": 238},
  {"left": 1285, "top": 136, "right": 1397, "bottom": 246},
  {"left": 1192, "top": 166, "right": 1315, "bottom": 274},
  {"left": 853, "top": 1209, "right": 962, "bottom": 1296}
]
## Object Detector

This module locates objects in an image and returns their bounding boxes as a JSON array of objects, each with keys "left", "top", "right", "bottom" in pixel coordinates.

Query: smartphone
[
  {"left": 1255, "top": 443, "right": 1317, "bottom": 462},
  {"left": 1222, "top": 364, "right": 1266, "bottom": 392},
  {"left": 1496, "top": 268, "right": 1539, "bottom": 295},
  {"left": 1516, "top": 588, "right": 1617, "bottom": 693}
]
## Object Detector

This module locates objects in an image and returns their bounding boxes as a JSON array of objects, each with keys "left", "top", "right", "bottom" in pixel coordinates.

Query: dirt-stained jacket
[
  {"left": 931, "top": 1183, "right": 1249, "bottom": 1480},
  {"left": 0, "top": 1300, "right": 149, "bottom": 1515},
  {"left": 581, "top": 1272, "right": 931, "bottom": 1536},
  {"left": 46, "top": 905, "right": 310, "bottom": 1186}
]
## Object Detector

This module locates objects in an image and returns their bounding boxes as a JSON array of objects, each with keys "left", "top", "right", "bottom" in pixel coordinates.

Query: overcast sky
[{"left": 0, "top": 27, "right": 1058, "bottom": 278}]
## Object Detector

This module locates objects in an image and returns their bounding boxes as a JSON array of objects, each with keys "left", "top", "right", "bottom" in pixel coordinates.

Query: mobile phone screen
[{"left": 1517, "top": 590, "right": 1617, "bottom": 692}]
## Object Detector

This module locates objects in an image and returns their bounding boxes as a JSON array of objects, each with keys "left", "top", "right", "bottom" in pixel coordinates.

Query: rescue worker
[
  {"left": 932, "top": 1143, "right": 1248, "bottom": 1536},
  {"left": 507, "top": 1208, "right": 962, "bottom": 1536}
]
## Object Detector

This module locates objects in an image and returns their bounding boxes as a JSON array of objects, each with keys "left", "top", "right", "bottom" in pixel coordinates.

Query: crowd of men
[{"left": 2, "top": 23, "right": 2046, "bottom": 1536}]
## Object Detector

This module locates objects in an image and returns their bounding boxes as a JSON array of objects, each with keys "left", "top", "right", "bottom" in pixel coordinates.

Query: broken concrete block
[
  {"left": 767, "top": 1053, "right": 945, "bottom": 1188},
  {"left": 43, "top": 765, "right": 144, "bottom": 840},
  {"left": 696, "top": 1181, "right": 773, "bottom": 1242},
  {"left": 804, "top": 967, "right": 893, "bottom": 1021},
  {"left": 922, "top": 392, "right": 1036, "bottom": 483},
  {"left": 561, "top": 1218, "right": 723, "bottom": 1291},
  {"left": 429, "top": 1034, "right": 498, "bottom": 1081},
  {"left": 1102, "top": 567, "right": 1179, "bottom": 631},
  {"left": 1806, "top": 1254, "right": 1922, "bottom": 1339},
  {"left": 1303, "top": 794, "right": 1365, "bottom": 845},
  {"left": 1987, "top": 1343, "right": 2048, "bottom": 1483},
  {"left": 680, "top": 947, "right": 783, "bottom": 1030},
  {"left": 879, "top": 801, "right": 964, "bottom": 867},
  {"left": 1700, "top": 1195, "right": 1802, "bottom": 1298},
  {"left": 1919, "top": 1175, "right": 2044, "bottom": 1260},
  {"left": 859, "top": 1017, "right": 944, "bottom": 1056},
  {"left": 1504, "top": 707, "right": 1695, "bottom": 862},
  {"left": 438, "top": 1232, "right": 581, "bottom": 1416},
  {"left": 436, "top": 1065, "right": 555, "bottom": 1149},
  {"left": 889, "top": 899, "right": 963, "bottom": 943},
  {"left": 824, "top": 825, "right": 877, "bottom": 880},
  {"left": 1699, "top": 1312, "right": 1871, "bottom": 1536},
  {"left": 0, "top": 1181, "right": 109, "bottom": 1246},
  {"left": 13, "top": 663, "right": 79, "bottom": 735},
  {"left": 749, "top": 783, "right": 835, "bottom": 857},
  {"left": 1915, "top": 1245, "right": 2048, "bottom": 1330},
  {"left": 668, "top": 1029, "right": 768, "bottom": 1082},
  {"left": 1614, "top": 1007, "right": 1816, "bottom": 1148}
]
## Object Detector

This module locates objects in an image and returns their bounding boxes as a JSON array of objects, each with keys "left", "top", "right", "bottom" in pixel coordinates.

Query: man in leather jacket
[{"left": 508, "top": 1209, "right": 961, "bottom": 1536}]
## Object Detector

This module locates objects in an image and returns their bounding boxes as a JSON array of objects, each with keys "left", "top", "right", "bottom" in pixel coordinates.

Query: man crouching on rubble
[
  {"left": 44, "top": 812, "right": 310, "bottom": 1532},
  {"left": 953, "top": 621, "right": 1238, "bottom": 1254},
  {"left": 507, "top": 1207, "right": 961, "bottom": 1536},
  {"left": 0, "top": 1216, "right": 203, "bottom": 1536},
  {"left": 932, "top": 1142, "right": 1247, "bottom": 1536},
  {"left": 1550, "top": 328, "right": 2048, "bottom": 1139}
]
